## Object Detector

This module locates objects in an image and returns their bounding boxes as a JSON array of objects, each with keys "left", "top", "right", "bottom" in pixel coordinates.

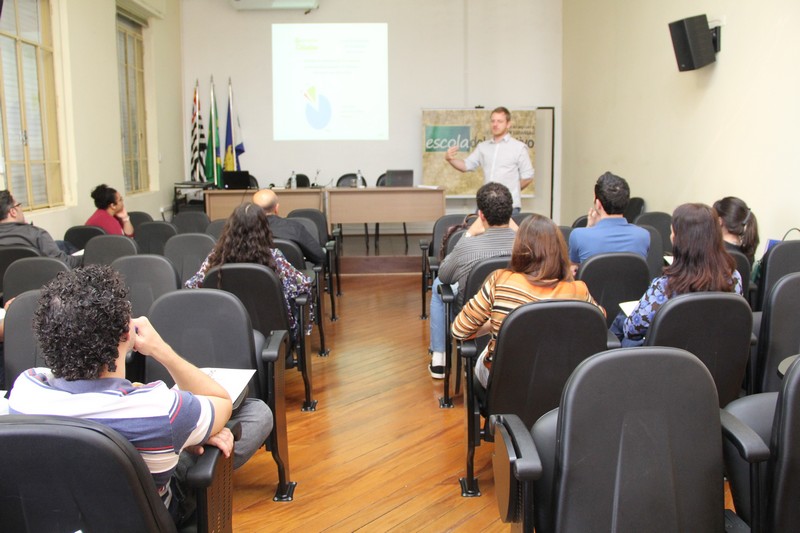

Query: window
[
  {"left": 0, "top": 0, "right": 62, "bottom": 209},
  {"left": 116, "top": 14, "right": 148, "bottom": 194}
]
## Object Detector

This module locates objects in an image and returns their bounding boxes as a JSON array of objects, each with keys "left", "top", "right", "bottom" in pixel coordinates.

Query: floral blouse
[
  {"left": 622, "top": 271, "right": 743, "bottom": 340},
  {"left": 185, "top": 248, "right": 314, "bottom": 340}
]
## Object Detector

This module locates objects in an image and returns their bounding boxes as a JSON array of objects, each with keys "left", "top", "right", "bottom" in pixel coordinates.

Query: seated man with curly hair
[{"left": 8, "top": 265, "right": 271, "bottom": 525}]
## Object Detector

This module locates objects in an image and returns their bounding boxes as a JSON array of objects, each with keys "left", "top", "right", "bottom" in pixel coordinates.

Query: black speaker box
[{"left": 669, "top": 15, "right": 716, "bottom": 71}]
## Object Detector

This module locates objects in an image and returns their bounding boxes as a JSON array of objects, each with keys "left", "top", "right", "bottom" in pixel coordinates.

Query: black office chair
[
  {"left": 623, "top": 196, "right": 645, "bottom": 223},
  {"left": 645, "top": 292, "right": 752, "bottom": 408},
  {"left": 374, "top": 173, "right": 408, "bottom": 249},
  {"left": 0, "top": 245, "right": 41, "bottom": 301},
  {"left": 729, "top": 249, "right": 752, "bottom": 301},
  {"left": 577, "top": 252, "right": 650, "bottom": 328},
  {"left": 0, "top": 414, "right": 234, "bottom": 533},
  {"left": 637, "top": 223, "right": 665, "bottom": 279},
  {"left": 273, "top": 238, "right": 328, "bottom": 357},
  {"left": 753, "top": 240, "right": 800, "bottom": 312},
  {"left": 570, "top": 215, "right": 588, "bottom": 228},
  {"left": 63, "top": 225, "right": 106, "bottom": 251},
  {"left": 127, "top": 210, "right": 154, "bottom": 233},
  {"left": 134, "top": 221, "right": 178, "bottom": 255},
  {"left": 2, "top": 257, "right": 69, "bottom": 302},
  {"left": 335, "top": 173, "right": 370, "bottom": 251},
  {"left": 172, "top": 211, "right": 211, "bottom": 234},
  {"left": 205, "top": 219, "right": 227, "bottom": 241},
  {"left": 722, "top": 355, "right": 800, "bottom": 532},
  {"left": 287, "top": 208, "right": 340, "bottom": 319},
  {"left": 419, "top": 213, "right": 470, "bottom": 319},
  {"left": 493, "top": 347, "right": 726, "bottom": 533},
  {"left": 752, "top": 272, "right": 800, "bottom": 394},
  {"left": 511, "top": 212, "right": 534, "bottom": 225},
  {"left": 145, "top": 288, "right": 295, "bottom": 501},
  {"left": 458, "top": 300, "right": 608, "bottom": 497},
  {"left": 438, "top": 255, "right": 509, "bottom": 408},
  {"left": 295, "top": 174, "right": 311, "bottom": 188},
  {"left": 82, "top": 234, "right": 138, "bottom": 265},
  {"left": 204, "top": 263, "right": 316, "bottom": 413},
  {"left": 163, "top": 233, "right": 217, "bottom": 286},
  {"left": 111, "top": 255, "right": 179, "bottom": 317},
  {"left": 3, "top": 289, "right": 43, "bottom": 389},
  {"left": 635, "top": 211, "right": 673, "bottom": 255},
  {"left": 558, "top": 225, "right": 572, "bottom": 243}
]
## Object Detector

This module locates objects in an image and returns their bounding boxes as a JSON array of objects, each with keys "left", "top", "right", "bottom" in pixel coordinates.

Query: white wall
[
  {"left": 180, "top": 0, "right": 562, "bottom": 221},
  {"left": 563, "top": 0, "right": 800, "bottom": 253}
]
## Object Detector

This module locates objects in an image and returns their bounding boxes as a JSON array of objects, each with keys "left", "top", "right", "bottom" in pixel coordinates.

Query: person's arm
[
  {"left": 517, "top": 144, "right": 535, "bottom": 191},
  {"left": 296, "top": 226, "right": 326, "bottom": 265},
  {"left": 520, "top": 177, "right": 534, "bottom": 190},
  {"left": 185, "top": 253, "right": 212, "bottom": 289},
  {"left": 36, "top": 228, "right": 82, "bottom": 268},
  {"left": 132, "top": 316, "right": 232, "bottom": 436},
  {"left": 452, "top": 273, "right": 496, "bottom": 340},
  {"left": 116, "top": 207, "right": 135, "bottom": 237},
  {"left": 444, "top": 146, "right": 468, "bottom": 172},
  {"left": 623, "top": 277, "right": 666, "bottom": 339}
]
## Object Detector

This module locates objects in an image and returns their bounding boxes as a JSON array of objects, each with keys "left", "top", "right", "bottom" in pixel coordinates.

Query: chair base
[
  {"left": 459, "top": 477, "right": 481, "bottom": 497},
  {"left": 439, "top": 396, "right": 455, "bottom": 409},
  {"left": 273, "top": 481, "right": 297, "bottom": 502},
  {"left": 317, "top": 348, "right": 330, "bottom": 357},
  {"left": 301, "top": 399, "right": 318, "bottom": 412}
]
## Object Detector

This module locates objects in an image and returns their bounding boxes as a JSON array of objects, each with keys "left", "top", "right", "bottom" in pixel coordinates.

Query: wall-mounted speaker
[{"left": 669, "top": 14, "right": 717, "bottom": 72}]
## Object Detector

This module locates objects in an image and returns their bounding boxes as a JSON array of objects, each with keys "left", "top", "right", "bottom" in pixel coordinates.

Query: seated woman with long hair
[
  {"left": 185, "top": 202, "right": 312, "bottom": 341},
  {"left": 612, "top": 202, "right": 743, "bottom": 346},
  {"left": 452, "top": 214, "right": 604, "bottom": 387},
  {"left": 713, "top": 196, "right": 759, "bottom": 265}
]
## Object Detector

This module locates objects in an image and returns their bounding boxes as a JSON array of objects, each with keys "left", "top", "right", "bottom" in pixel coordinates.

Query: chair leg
[
  {"left": 374, "top": 223, "right": 380, "bottom": 247},
  {"left": 403, "top": 222, "right": 408, "bottom": 251},
  {"left": 363, "top": 223, "right": 369, "bottom": 252},
  {"left": 335, "top": 242, "right": 342, "bottom": 296},
  {"left": 314, "top": 277, "right": 329, "bottom": 356},
  {"left": 295, "top": 308, "right": 317, "bottom": 412},
  {"left": 459, "top": 352, "right": 481, "bottom": 497},
  {"left": 421, "top": 256, "right": 429, "bottom": 320},
  {"left": 440, "top": 298, "right": 454, "bottom": 409},
  {"left": 266, "top": 337, "right": 296, "bottom": 501}
]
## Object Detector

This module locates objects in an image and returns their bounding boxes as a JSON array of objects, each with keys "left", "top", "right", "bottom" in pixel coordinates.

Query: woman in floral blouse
[
  {"left": 611, "top": 202, "right": 743, "bottom": 346},
  {"left": 185, "top": 202, "right": 313, "bottom": 342}
]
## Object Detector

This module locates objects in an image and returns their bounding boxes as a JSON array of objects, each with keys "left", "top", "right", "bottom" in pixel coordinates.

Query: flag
[
  {"left": 224, "top": 79, "right": 246, "bottom": 171},
  {"left": 204, "top": 78, "right": 222, "bottom": 187},
  {"left": 189, "top": 80, "right": 206, "bottom": 182}
]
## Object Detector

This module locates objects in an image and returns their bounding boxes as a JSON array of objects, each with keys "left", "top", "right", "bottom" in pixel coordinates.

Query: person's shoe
[{"left": 429, "top": 363, "right": 445, "bottom": 379}]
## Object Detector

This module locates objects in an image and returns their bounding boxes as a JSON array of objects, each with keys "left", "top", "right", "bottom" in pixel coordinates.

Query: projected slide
[{"left": 273, "top": 23, "right": 388, "bottom": 141}]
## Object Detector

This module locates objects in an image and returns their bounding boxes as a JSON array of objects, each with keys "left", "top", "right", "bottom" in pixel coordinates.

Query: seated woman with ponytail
[{"left": 713, "top": 196, "right": 759, "bottom": 265}]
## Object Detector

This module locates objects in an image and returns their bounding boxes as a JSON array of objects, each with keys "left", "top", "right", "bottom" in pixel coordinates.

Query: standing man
[
  {"left": 252, "top": 189, "right": 325, "bottom": 265},
  {"left": 445, "top": 106, "right": 534, "bottom": 215},
  {"left": 568, "top": 171, "right": 650, "bottom": 271},
  {"left": 427, "top": 183, "right": 516, "bottom": 379},
  {"left": 0, "top": 190, "right": 82, "bottom": 268}
]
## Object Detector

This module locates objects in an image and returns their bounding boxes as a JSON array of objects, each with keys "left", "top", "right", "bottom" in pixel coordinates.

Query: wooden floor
[{"left": 231, "top": 273, "right": 505, "bottom": 532}]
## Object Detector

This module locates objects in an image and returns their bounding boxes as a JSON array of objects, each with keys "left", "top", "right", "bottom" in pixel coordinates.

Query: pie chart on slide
[{"left": 304, "top": 87, "right": 332, "bottom": 130}]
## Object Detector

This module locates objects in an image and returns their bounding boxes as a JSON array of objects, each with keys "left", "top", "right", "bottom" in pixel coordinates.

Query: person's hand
[
  {"left": 117, "top": 206, "right": 129, "bottom": 219},
  {"left": 4, "top": 297, "right": 15, "bottom": 311},
  {"left": 185, "top": 427, "right": 234, "bottom": 458},
  {"left": 587, "top": 206, "right": 600, "bottom": 228},
  {"left": 445, "top": 146, "right": 458, "bottom": 162},
  {"left": 131, "top": 316, "right": 168, "bottom": 359}
]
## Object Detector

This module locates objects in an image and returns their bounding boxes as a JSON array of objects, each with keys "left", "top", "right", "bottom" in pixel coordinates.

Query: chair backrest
[
  {"left": 3, "top": 257, "right": 69, "bottom": 302},
  {"left": 145, "top": 289, "right": 259, "bottom": 396},
  {"left": 295, "top": 173, "right": 310, "bottom": 188},
  {"left": 375, "top": 173, "right": 387, "bottom": 186},
  {"left": 82, "top": 235, "right": 138, "bottom": 265},
  {"left": 172, "top": 211, "right": 211, "bottom": 234},
  {"left": 0, "top": 415, "right": 176, "bottom": 532},
  {"left": 577, "top": 252, "right": 651, "bottom": 327},
  {"left": 63, "top": 225, "right": 106, "bottom": 251},
  {"left": 623, "top": 197, "right": 645, "bottom": 223},
  {"left": 428, "top": 214, "right": 469, "bottom": 259},
  {"left": 645, "top": 292, "right": 753, "bottom": 407},
  {"left": 511, "top": 212, "right": 534, "bottom": 226},
  {"left": 729, "top": 249, "right": 751, "bottom": 297},
  {"left": 756, "top": 272, "right": 800, "bottom": 393},
  {"left": 273, "top": 238, "right": 306, "bottom": 271},
  {"left": 205, "top": 219, "right": 227, "bottom": 241},
  {"left": 461, "top": 256, "right": 510, "bottom": 307},
  {"left": 163, "top": 233, "right": 216, "bottom": 285},
  {"left": 287, "top": 208, "right": 330, "bottom": 244},
  {"left": 111, "top": 255, "right": 179, "bottom": 317},
  {"left": 336, "top": 173, "right": 367, "bottom": 188},
  {"left": 0, "top": 246, "right": 41, "bottom": 296},
  {"left": 544, "top": 347, "right": 722, "bottom": 533},
  {"left": 558, "top": 225, "right": 572, "bottom": 243},
  {"left": 445, "top": 229, "right": 466, "bottom": 256},
  {"left": 637, "top": 223, "right": 665, "bottom": 280},
  {"left": 755, "top": 240, "right": 800, "bottom": 311},
  {"left": 134, "top": 221, "right": 178, "bottom": 255},
  {"left": 3, "top": 289, "right": 45, "bottom": 389},
  {"left": 203, "top": 264, "right": 290, "bottom": 342},
  {"left": 127, "top": 211, "right": 154, "bottom": 232},
  {"left": 486, "top": 300, "right": 609, "bottom": 428},
  {"left": 292, "top": 217, "right": 323, "bottom": 251},
  {"left": 571, "top": 215, "right": 587, "bottom": 228},
  {"left": 635, "top": 211, "right": 673, "bottom": 254}
]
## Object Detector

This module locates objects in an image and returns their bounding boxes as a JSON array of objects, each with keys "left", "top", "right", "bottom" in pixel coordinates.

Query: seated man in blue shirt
[{"left": 568, "top": 172, "right": 649, "bottom": 272}]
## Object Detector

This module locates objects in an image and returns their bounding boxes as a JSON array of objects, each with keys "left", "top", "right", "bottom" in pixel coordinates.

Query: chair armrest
[
  {"left": 325, "top": 240, "right": 336, "bottom": 252},
  {"left": 419, "top": 239, "right": 429, "bottom": 252},
  {"left": 606, "top": 330, "right": 621, "bottom": 350},
  {"left": 492, "top": 414, "right": 543, "bottom": 482},
  {"left": 720, "top": 409, "right": 771, "bottom": 464},
  {"left": 295, "top": 294, "right": 309, "bottom": 306},
  {"left": 261, "top": 330, "right": 289, "bottom": 364},
  {"left": 438, "top": 282, "right": 455, "bottom": 304},
  {"left": 186, "top": 421, "right": 242, "bottom": 489},
  {"left": 331, "top": 227, "right": 341, "bottom": 238},
  {"left": 459, "top": 339, "right": 478, "bottom": 362},
  {"left": 429, "top": 257, "right": 441, "bottom": 272}
]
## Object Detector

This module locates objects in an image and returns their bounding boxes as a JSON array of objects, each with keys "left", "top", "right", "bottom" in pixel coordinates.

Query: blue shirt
[{"left": 568, "top": 217, "right": 650, "bottom": 264}]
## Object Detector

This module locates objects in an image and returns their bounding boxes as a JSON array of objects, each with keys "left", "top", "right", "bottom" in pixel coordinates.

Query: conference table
[{"left": 204, "top": 186, "right": 445, "bottom": 226}]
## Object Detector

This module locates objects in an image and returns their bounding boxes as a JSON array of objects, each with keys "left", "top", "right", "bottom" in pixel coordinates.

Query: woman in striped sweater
[{"left": 452, "top": 214, "right": 604, "bottom": 387}]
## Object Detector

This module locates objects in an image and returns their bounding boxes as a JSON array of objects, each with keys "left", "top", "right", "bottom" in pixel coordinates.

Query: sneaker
[{"left": 429, "top": 363, "right": 445, "bottom": 379}]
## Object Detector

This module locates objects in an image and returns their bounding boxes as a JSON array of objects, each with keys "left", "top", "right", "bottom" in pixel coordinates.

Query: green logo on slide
[{"left": 424, "top": 126, "right": 471, "bottom": 152}]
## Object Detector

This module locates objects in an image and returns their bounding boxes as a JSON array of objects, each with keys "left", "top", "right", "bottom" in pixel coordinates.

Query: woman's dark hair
[
  {"left": 207, "top": 202, "right": 276, "bottom": 272},
  {"left": 91, "top": 184, "right": 118, "bottom": 209},
  {"left": 665, "top": 203, "right": 736, "bottom": 296},
  {"left": 510, "top": 214, "right": 572, "bottom": 281},
  {"left": 34, "top": 265, "right": 131, "bottom": 381},
  {"left": 713, "top": 196, "right": 760, "bottom": 259}
]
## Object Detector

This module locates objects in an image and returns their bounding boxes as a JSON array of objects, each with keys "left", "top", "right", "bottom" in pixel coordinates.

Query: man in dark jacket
[{"left": 252, "top": 188, "right": 325, "bottom": 265}]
